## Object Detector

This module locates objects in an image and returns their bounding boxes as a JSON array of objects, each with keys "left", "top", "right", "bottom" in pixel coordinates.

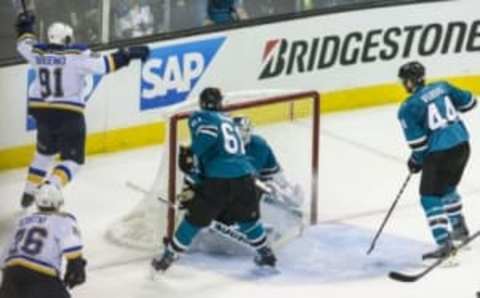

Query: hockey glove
[
  {"left": 15, "top": 11, "right": 35, "bottom": 36},
  {"left": 127, "top": 46, "right": 150, "bottom": 62},
  {"left": 407, "top": 157, "right": 422, "bottom": 174},
  {"left": 64, "top": 257, "right": 87, "bottom": 289},
  {"left": 179, "top": 146, "right": 194, "bottom": 174},
  {"left": 177, "top": 185, "right": 195, "bottom": 210}
]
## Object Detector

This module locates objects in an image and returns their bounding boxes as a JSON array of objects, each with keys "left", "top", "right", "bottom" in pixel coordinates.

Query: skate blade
[
  {"left": 251, "top": 265, "right": 280, "bottom": 276},
  {"left": 149, "top": 267, "right": 167, "bottom": 281},
  {"left": 422, "top": 256, "right": 459, "bottom": 268}
]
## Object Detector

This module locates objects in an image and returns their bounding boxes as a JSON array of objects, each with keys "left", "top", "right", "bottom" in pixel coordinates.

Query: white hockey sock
[
  {"left": 47, "top": 160, "right": 80, "bottom": 189},
  {"left": 24, "top": 152, "right": 55, "bottom": 195}
]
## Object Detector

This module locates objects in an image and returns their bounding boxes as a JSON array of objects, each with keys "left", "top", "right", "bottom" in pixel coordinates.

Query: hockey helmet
[
  {"left": 36, "top": 183, "right": 64, "bottom": 210},
  {"left": 233, "top": 116, "right": 252, "bottom": 144},
  {"left": 48, "top": 22, "right": 74, "bottom": 45},
  {"left": 199, "top": 87, "right": 223, "bottom": 111},
  {"left": 398, "top": 61, "right": 425, "bottom": 92}
]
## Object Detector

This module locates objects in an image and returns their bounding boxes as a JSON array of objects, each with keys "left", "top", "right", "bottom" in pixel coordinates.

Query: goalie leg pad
[{"left": 238, "top": 221, "right": 267, "bottom": 249}]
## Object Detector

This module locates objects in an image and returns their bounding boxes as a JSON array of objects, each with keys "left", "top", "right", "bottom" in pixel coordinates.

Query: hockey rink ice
[{"left": 1, "top": 103, "right": 479, "bottom": 298}]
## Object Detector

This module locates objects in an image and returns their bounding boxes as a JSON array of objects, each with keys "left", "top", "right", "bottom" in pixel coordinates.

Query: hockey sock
[
  {"left": 441, "top": 188, "right": 464, "bottom": 227},
  {"left": 238, "top": 221, "right": 267, "bottom": 250},
  {"left": 170, "top": 218, "right": 201, "bottom": 253},
  {"left": 24, "top": 152, "right": 55, "bottom": 195},
  {"left": 47, "top": 160, "right": 80, "bottom": 189},
  {"left": 421, "top": 195, "right": 450, "bottom": 245}
]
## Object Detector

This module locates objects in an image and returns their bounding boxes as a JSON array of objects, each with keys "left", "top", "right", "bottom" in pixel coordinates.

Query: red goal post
[{"left": 165, "top": 90, "right": 321, "bottom": 239}]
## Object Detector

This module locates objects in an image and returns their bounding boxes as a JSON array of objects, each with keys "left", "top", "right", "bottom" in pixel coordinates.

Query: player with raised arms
[{"left": 15, "top": 10, "right": 149, "bottom": 208}]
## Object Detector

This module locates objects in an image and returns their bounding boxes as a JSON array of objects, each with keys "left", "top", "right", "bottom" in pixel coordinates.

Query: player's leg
[
  {"left": 151, "top": 179, "right": 227, "bottom": 272},
  {"left": 0, "top": 268, "right": 19, "bottom": 298},
  {"left": 45, "top": 113, "right": 85, "bottom": 190},
  {"left": 231, "top": 176, "right": 276, "bottom": 267},
  {"left": 441, "top": 143, "right": 470, "bottom": 242},
  {"left": 21, "top": 115, "right": 58, "bottom": 208},
  {"left": 419, "top": 152, "right": 454, "bottom": 260}
]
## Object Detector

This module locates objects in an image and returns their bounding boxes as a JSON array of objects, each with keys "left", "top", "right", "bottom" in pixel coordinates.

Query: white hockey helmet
[
  {"left": 47, "top": 22, "right": 74, "bottom": 45},
  {"left": 36, "top": 183, "right": 64, "bottom": 210}
]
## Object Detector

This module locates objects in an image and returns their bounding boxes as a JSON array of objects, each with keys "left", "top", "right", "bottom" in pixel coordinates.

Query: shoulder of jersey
[
  {"left": 33, "top": 43, "right": 90, "bottom": 55},
  {"left": 398, "top": 94, "right": 419, "bottom": 116},
  {"left": 250, "top": 134, "right": 267, "bottom": 146},
  {"left": 32, "top": 211, "right": 77, "bottom": 221},
  {"left": 190, "top": 110, "right": 218, "bottom": 123}
]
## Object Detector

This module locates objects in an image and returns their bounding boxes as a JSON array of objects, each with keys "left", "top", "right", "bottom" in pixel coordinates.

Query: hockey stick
[
  {"left": 125, "top": 181, "right": 255, "bottom": 249},
  {"left": 366, "top": 173, "right": 412, "bottom": 255},
  {"left": 389, "top": 230, "right": 480, "bottom": 282},
  {"left": 11, "top": 0, "right": 27, "bottom": 13}
]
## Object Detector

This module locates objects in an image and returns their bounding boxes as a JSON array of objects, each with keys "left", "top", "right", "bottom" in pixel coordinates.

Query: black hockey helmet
[
  {"left": 199, "top": 87, "right": 223, "bottom": 111},
  {"left": 398, "top": 61, "right": 425, "bottom": 83}
]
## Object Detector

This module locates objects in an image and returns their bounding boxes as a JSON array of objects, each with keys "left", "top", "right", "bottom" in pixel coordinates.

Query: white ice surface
[{"left": 1, "top": 103, "right": 480, "bottom": 298}]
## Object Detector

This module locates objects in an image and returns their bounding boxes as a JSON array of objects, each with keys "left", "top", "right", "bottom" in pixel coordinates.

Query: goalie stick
[
  {"left": 125, "top": 181, "right": 256, "bottom": 250},
  {"left": 389, "top": 230, "right": 480, "bottom": 282}
]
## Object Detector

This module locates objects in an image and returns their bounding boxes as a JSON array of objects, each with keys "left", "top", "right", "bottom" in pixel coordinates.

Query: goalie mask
[
  {"left": 233, "top": 116, "right": 252, "bottom": 144},
  {"left": 48, "top": 22, "right": 74, "bottom": 45}
]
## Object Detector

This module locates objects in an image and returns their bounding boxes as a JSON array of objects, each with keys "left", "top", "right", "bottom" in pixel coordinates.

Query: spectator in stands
[
  {"left": 113, "top": 0, "right": 154, "bottom": 39},
  {"left": 206, "top": 0, "right": 248, "bottom": 25}
]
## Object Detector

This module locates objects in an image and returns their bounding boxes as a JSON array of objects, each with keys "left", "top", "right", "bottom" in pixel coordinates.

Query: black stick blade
[{"left": 388, "top": 271, "right": 419, "bottom": 282}]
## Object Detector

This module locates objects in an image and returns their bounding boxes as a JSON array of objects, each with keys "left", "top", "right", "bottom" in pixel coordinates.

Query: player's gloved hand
[
  {"left": 127, "top": 46, "right": 149, "bottom": 62},
  {"left": 179, "top": 146, "right": 194, "bottom": 174},
  {"left": 64, "top": 257, "right": 87, "bottom": 289},
  {"left": 177, "top": 184, "right": 195, "bottom": 210},
  {"left": 407, "top": 157, "right": 422, "bottom": 174},
  {"left": 16, "top": 11, "right": 35, "bottom": 34}
]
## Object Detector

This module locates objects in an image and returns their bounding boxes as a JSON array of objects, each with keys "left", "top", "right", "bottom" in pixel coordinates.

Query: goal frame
[{"left": 166, "top": 91, "right": 321, "bottom": 239}]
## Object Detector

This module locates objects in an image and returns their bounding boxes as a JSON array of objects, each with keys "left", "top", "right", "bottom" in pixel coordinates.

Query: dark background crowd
[{"left": 0, "top": 0, "right": 420, "bottom": 63}]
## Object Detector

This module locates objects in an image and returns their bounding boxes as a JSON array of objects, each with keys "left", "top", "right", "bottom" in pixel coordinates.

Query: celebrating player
[
  {"left": 15, "top": 11, "right": 149, "bottom": 208},
  {"left": 0, "top": 184, "right": 86, "bottom": 298},
  {"left": 233, "top": 116, "right": 304, "bottom": 211},
  {"left": 151, "top": 87, "right": 277, "bottom": 273},
  {"left": 397, "top": 61, "right": 477, "bottom": 259}
]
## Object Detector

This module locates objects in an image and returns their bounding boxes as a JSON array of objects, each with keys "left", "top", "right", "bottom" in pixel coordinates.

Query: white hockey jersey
[
  {"left": 1, "top": 212, "right": 83, "bottom": 277},
  {"left": 17, "top": 33, "right": 116, "bottom": 113}
]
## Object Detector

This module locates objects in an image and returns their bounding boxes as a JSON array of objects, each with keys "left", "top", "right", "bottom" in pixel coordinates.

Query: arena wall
[{"left": 0, "top": 0, "right": 479, "bottom": 170}]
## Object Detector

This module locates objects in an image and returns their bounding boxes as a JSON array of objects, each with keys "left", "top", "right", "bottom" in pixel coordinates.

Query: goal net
[{"left": 106, "top": 90, "right": 320, "bottom": 253}]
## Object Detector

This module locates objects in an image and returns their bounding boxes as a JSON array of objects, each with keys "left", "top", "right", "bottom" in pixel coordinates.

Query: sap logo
[
  {"left": 26, "top": 69, "right": 102, "bottom": 131},
  {"left": 140, "top": 37, "right": 225, "bottom": 110}
]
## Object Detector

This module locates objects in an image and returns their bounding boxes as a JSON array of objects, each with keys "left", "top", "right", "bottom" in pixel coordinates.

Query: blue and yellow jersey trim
[
  {"left": 28, "top": 98, "right": 85, "bottom": 114},
  {"left": 17, "top": 33, "right": 36, "bottom": 43},
  {"left": 52, "top": 165, "right": 73, "bottom": 186},
  {"left": 27, "top": 166, "right": 47, "bottom": 185},
  {"left": 104, "top": 55, "right": 117, "bottom": 73},
  {"left": 5, "top": 256, "right": 58, "bottom": 277},
  {"left": 63, "top": 246, "right": 83, "bottom": 260}
]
